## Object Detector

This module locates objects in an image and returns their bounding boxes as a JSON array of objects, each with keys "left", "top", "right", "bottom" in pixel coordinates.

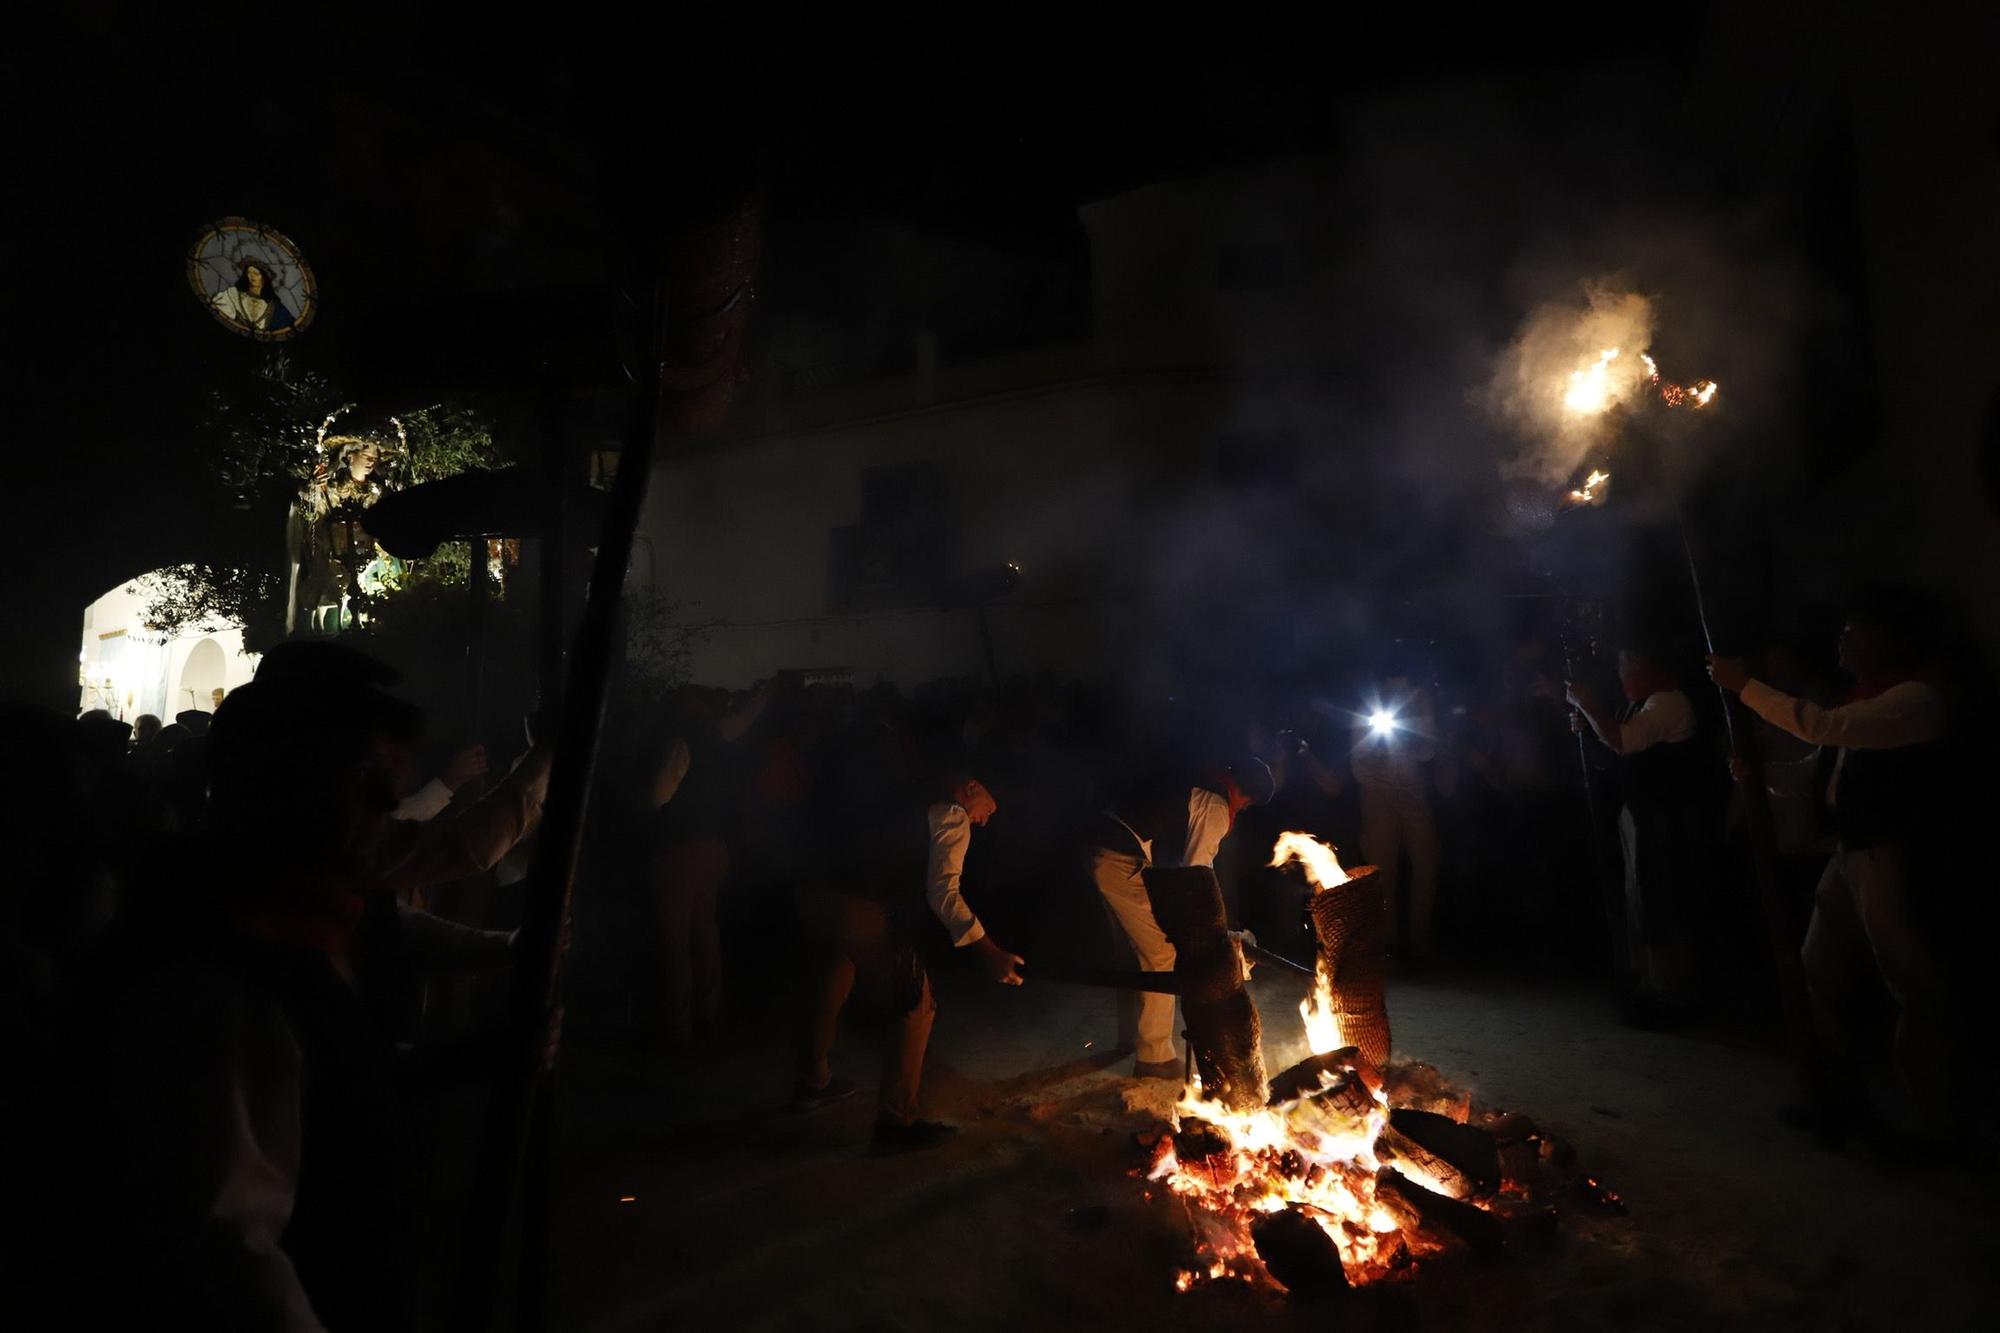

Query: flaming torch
[{"left": 1550, "top": 337, "right": 1830, "bottom": 1125}]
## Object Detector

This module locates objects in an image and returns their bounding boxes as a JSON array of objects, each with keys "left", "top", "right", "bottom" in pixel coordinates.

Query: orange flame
[
  {"left": 1270, "top": 833, "right": 1353, "bottom": 1055},
  {"left": 1562, "top": 347, "right": 1623, "bottom": 415},
  {"left": 1567, "top": 468, "right": 1611, "bottom": 505},
  {"left": 1642, "top": 352, "right": 1719, "bottom": 410},
  {"left": 1270, "top": 831, "right": 1350, "bottom": 891},
  {"left": 1155, "top": 829, "right": 1499, "bottom": 1293}
]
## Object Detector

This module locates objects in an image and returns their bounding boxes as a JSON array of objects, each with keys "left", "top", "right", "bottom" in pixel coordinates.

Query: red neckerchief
[
  {"left": 1843, "top": 672, "right": 1917, "bottom": 706},
  {"left": 235, "top": 877, "right": 367, "bottom": 954},
  {"left": 1209, "top": 770, "right": 1249, "bottom": 829}
]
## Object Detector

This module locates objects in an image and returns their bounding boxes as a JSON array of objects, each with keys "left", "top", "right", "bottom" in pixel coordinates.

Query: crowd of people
[{"left": 0, "top": 587, "right": 1981, "bottom": 1328}]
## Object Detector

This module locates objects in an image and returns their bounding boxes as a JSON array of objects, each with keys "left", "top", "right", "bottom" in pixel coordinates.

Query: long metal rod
[
  {"left": 450, "top": 284, "right": 666, "bottom": 1333},
  {"left": 1025, "top": 964, "right": 1188, "bottom": 995},
  {"left": 1552, "top": 573, "right": 1617, "bottom": 983}
]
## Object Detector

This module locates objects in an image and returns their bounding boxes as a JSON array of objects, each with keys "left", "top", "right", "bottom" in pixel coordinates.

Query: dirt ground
[{"left": 539, "top": 967, "right": 2000, "bottom": 1332}]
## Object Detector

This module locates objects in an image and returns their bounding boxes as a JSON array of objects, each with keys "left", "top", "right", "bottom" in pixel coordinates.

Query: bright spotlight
[{"left": 1369, "top": 710, "right": 1397, "bottom": 736}]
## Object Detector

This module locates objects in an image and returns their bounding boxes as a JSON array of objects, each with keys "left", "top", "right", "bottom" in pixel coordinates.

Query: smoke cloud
[{"left": 1487, "top": 282, "right": 1659, "bottom": 486}]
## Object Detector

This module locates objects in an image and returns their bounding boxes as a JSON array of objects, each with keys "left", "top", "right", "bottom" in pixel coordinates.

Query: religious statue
[{"left": 285, "top": 431, "right": 400, "bottom": 635}]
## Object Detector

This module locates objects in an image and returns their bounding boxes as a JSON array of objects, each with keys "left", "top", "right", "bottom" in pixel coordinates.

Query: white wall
[
  {"left": 79, "top": 578, "right": 259, "bottom": 720},
  {"left": 641, "top": 378, "right": 1256, "bottom": 688}
]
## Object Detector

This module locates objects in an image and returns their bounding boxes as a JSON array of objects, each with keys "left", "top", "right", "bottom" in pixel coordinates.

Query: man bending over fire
[
  {"left": 794, "top": 764, "right": 1025, "bottom": 1152},
  {"left": 1082, "top": 757, "right": 1275, "bottom": 1080}
]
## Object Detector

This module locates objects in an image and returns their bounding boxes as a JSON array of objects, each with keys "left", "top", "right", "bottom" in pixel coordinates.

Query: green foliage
[
  {"left": 210, "top": 352, "right": 348, "bottom": 507},
  {"left": 142, "top": 352, "right": 505, "bottom": 646},
  {"left": 136, "top": 563, "right": 289, "bottom": 649},
  {"left": 391, "top": 405, "right": 499, "bottom": 487}
]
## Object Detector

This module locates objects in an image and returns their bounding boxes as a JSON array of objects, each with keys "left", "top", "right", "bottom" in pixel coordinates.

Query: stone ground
[{"left": 518, "top": 966, "right": 2000, "bottom": 1332}]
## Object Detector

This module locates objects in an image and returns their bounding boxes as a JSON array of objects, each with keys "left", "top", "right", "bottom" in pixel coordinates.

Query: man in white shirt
[
  {"left": 1709, "top": 598, "right": 1952, "bottom": 1136},
  {"left": 389, "top": 744, "right": 488, "bottom": 822},
  {"left": 1568, "top": 643, "right": 1703, "bottom": 1026},
  {"left": 1351, "top": 670, "right": 1442, "bottom": 963},
  {"left": 796, "top": 769, "right": 1023, "bottom": 1152},
  {"left": 1084, "top": 760, "right": 1273, "bottom": 1080}
]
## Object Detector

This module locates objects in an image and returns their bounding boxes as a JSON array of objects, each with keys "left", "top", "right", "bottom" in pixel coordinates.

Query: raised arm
[{"left": 1735, "top": 678, "right": 1942, "bottom": 750}]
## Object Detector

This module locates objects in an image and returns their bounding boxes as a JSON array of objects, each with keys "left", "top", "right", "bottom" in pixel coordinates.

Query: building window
[{"left": 827, "top": 462, "right": 952, "bottom": 613}]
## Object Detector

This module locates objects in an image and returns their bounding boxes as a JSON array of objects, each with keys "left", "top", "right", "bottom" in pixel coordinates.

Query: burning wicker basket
[{"left": 1305, "top": 864, "right": 1390, "bottom": 1068}]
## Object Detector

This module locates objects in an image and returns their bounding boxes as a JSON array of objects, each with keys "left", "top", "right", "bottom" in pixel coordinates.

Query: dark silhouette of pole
[
  {"left": 450, "top": 286, "right": 665, "bottom": 1333},
  {"left": 1677, "top": 498, "right": 1833, "bottom": 1131}
]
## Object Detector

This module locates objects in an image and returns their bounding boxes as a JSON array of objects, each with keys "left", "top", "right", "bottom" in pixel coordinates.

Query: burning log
[
  {"left": 1265, "top": 1047, "right": 1381, "bottom": 1108},
  {"left": 1250, "top": 1207, "right": 1350, "bottom": 1297},
  {"left": 1379, "top": 1170, "right": 1507, "bottom": 1255},
  {"left": 1306, "top": 865, "right": 1390, "bottom": 1068},
  {"left": 1142, "top": 865, "right": 1267, "bottom": 1111},
  {"left": 1376, "top": 1126, "right": 1477, "bottom": 1202},
  {"left": 1388, "top": 1109, "right": 1500, "bottom": 1194}
]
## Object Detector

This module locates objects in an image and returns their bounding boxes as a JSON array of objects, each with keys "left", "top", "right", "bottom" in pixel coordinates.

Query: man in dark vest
[
  {"left": 1568, "top": 640, "right": 1705, "bottom": 1028},
  {"left": 794, "top": 758, "right": 1024, "bottom": 1152},
  {"left": 1709, "top": 592, "right": 1950, "bottom": 1138}
]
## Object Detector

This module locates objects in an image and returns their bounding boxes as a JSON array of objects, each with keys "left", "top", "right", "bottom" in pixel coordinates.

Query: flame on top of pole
[{"left": 1562, "top": 348, "right": 1624, "bottom": 415}]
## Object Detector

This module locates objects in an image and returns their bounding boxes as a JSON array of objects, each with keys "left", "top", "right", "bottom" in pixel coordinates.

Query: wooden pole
[
  {"left": 1677, "top": 509, "right": 1833, "bottom": 1126},
  {"left": 514, "top": 383, "right": 573, "bottom": 1333},
  {"left": 449, "top": 286, "right": 665, "bottom": 1333},
  {"left": 1554, "top": 594, "right": 1629, "bottom": 996}
]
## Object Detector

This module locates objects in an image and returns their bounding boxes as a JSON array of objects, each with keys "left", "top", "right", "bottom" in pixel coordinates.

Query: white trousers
[
  {"left": 1803, "top": 842, "right": 1952, "bottom": 1127},
  {"left": 1087, "top": 843, "right": 1178, "bottom": 1064}
]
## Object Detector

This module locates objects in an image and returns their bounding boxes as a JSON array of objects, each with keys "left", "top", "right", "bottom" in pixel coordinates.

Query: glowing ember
[
  {"left": 1149, "top": 1047, "right": 1453, "bottom": 1292},
  {"left": 1562, "top": 347, "right": 1622, "bottom": 415},
  {"left": 1642, "top": 352, "right": 1718, "bottom": 410},
  {"left": 1566, "top": 468, "right": 1611, "bottom": 505},
  {"left": 1147, "top": 834, "right": 1433, "bottom": 1292}
]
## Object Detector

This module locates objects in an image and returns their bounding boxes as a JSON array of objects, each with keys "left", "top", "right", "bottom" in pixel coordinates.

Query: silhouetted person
[
  {"left": 1352, "top": 660, "right": 1441, "bottom": 962},
  {"left": 649, "top": 681, "right": 771, "bottom": 1047},
  {"left": 75, "top": 642, "right": 531, "bottom": 1331},
  {"left": 1568, "top": 642, "right": 1704, "bottom": 1027},
  {"left": 1710, "top": 592, "right": 1953, "bottom": 1140},
  {"left": 795, "top": 766, "right": 1022, "bottom": 1152}
]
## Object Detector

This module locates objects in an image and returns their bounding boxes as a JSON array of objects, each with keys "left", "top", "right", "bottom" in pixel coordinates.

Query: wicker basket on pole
[{"left": 1306, "top": 865, "right": 1390, "bottom": 1068}]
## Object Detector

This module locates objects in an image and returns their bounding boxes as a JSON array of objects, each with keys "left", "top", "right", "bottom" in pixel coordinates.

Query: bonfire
[{"left": 1140, "top": 833, "right": 1616, "bottom": 1297}]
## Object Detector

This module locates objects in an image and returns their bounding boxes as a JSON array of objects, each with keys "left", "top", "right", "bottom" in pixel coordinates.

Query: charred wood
[
  {"left": 1389, "top": 1108, "right": 1500, "bottom": 1193},
  {"left": 1251, "top": 1207, "right": 1351, "bottom": 1297},
  {"left": 1379, "top": 1170, "right": 1507, "bottom": 1255}
]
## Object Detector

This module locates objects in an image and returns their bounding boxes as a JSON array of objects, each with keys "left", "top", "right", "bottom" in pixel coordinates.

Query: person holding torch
[
  {"left": 1566, "top": 638, "right": 1702, "bottom": 1028},
  {"left": 1707, "top": 592, "right": 1953, "bottom": 1141}
]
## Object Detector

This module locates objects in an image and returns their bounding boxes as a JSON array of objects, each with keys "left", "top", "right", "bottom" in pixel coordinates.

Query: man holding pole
[
  {"left": 1567, "top": 641, "right": 1703, "bottom": 1028},
  {"left": 1707, "top": 593, "right": 1953, "bottom": 1140}
]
